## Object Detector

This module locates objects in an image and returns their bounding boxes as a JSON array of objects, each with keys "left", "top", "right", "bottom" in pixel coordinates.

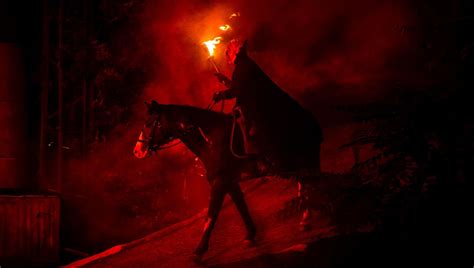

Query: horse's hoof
[
  {"left": 193, "top": 244, "right": 208, "bottom": 262},
  {"left": 246, "top": 226, "right": 256, "bottom": 240},
  {"left": 192, "top": 253, "right": 203, "bottom": 264},
  {"left": 299, "top": 223, "right": 311, "bottom": 232},
  {"left": 193, "top": 248, "right": 207, "bottom": 257},
  {"left": 243, "top": 238, "right": 256, "bottom": 248}
]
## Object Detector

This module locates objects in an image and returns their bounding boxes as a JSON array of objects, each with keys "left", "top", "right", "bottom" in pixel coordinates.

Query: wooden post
[
  {"left": 39, "top": 0, "right": 50, "bottom": 190},
  {"left": 57, "top": 0, "right": 64, "bottom": 193},
  {"left": 86, "top": 0, "right": 95, "bottom": 142},
  {"left": 82, "top": 79, "right": 87, "bottom": 154},
  {"left": 82, "top": 0, "right": 90, "bottom": 154}
]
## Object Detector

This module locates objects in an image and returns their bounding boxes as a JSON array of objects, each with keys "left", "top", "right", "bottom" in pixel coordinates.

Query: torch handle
[{"left": 208, "top": 57, "right": 220, "bottom": 73}]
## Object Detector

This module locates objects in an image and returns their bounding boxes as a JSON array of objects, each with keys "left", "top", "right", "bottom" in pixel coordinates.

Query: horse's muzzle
[{"left": 133, "top": 131, "right": 149, "bottom": 159}]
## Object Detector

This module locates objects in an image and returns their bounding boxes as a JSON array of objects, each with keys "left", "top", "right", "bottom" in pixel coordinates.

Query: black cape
[{"left": 230, "top": 46, "right": 323, "bottom": 172}]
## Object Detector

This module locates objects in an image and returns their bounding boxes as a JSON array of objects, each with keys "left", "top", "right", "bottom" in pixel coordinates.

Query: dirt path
[{"left": 66, "top": 178, "right": 335, "bottom": 267}]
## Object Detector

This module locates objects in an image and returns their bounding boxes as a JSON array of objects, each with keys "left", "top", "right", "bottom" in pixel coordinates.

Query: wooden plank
[{"left": 0, "top": 195, "right": 60, "bottom": 265}]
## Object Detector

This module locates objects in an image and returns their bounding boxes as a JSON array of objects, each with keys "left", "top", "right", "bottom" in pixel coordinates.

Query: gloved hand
[
  {"left": 214, "top": 73, "right": 231, "bottom": 86},
  {"left": 213, "top": 91, "right": 224, "bottom": 102}
]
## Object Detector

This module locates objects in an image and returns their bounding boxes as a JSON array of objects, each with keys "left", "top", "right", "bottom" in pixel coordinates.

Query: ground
[
  {"left": 65, "top": 178, "right": 339, "bottom": 267},
  {"left": 64, "top": 174, "right": 470, "bottom": 268}
]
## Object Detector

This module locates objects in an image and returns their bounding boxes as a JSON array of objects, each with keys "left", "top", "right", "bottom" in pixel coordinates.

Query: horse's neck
[
  {"left": 167, "top": 105, "right": 226, "bottom": 134},
  {"left": 177, "top": 127, "right": 209, "bottom": 159},
  {"left": 165, "top": 106, "right": 220, "bottom": 160}
]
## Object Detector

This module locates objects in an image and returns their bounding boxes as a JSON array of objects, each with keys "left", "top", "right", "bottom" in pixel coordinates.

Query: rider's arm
[
  {"left": 214, "top": 73, "right": 232, "bottom": 87},
  {"left": 221, "top": 87, "right": 238, "bottom": 99},
  {"left": 213, "top": 87, "right": 238, "bottom": 102}
]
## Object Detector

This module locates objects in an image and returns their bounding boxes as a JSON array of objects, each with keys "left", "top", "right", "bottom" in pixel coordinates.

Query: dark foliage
[{"left": 337, "top": 19, "right": 473, "bottom": 247}]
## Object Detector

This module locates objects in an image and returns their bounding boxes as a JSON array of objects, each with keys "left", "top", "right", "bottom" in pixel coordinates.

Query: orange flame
[
  {"left": 229, "top": 12, "right": 240, "bottom": 19},
  {"left": 202, "top": 36, "right": 222, "bottom": 57},
  {"left": 219, "top": 24, "right": 231, "bottom": 31}
]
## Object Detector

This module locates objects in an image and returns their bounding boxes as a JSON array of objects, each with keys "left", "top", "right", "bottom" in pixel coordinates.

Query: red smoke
[
  {"left": 138, "top": 0, "right": 418, "bottom": 170},
  {"left": 140, "top": 0, "right": 417, "bottom": 104},
  {"left": 63, "top": 0, "right": 422, "bottom": 252}
]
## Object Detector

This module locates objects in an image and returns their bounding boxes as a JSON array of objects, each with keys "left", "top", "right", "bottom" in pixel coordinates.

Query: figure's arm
[
  {"left": 214, "top": 73, "right": 232, "bottom": 87},
  {"left": 213, "top": 72, "right": 239, "bottom": 102},
  {"left": 213, "top": 87, "right": 238, "bottom": 102}
]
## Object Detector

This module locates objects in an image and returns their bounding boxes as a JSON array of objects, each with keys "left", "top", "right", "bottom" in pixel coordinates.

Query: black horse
[{"left": 133, "top": 100, "right": 321, "bottom": 260}]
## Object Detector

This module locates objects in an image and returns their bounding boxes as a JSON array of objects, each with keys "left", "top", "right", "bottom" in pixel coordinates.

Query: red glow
[{"left": 58, "top": 0, "right": 418, "bottom": 259}]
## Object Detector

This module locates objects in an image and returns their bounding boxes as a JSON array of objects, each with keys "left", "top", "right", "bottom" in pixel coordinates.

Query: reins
[
  {"left": 229, "top": 109, "right": 249, "bottom": 159},
  {"left": 209, "top": 98, "right": 249, "bottom": 158},
  {"left": 144, "top": 98, "right": 249, "bottom": 160},
  {"left": 147, "top": 99, "right": 223, "bottom": 154}
]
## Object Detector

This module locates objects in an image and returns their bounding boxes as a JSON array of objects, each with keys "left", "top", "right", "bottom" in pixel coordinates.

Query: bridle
[
  {"left": 137, "top": 116, "right": 181, "bottom": 155},
  {"left": 136, "top": 99, "right": 224, "bottom": 156}
]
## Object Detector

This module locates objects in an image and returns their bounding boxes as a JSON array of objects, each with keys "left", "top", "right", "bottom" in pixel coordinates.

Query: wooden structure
[
  {"left": 1, "top": 3, "right": 60, "bottom": 266},
  {"left": 0, "top": 43, "right": 27, "bottom": 189},
  {"left": 0, "top": 194, "right": 60, "bottom": 266}
]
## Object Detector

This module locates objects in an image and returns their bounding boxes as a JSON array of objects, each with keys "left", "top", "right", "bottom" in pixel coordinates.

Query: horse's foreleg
[
  {"left": 194, "top": 181, "right": 226, "bottom": 259},
  {"left": 228, "top": 182, "right": 256, "bottom": 243}
]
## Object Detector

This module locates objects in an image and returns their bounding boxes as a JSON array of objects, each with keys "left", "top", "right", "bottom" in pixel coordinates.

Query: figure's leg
[
  {"left": 194, "top": 179, "right": 226, "bottom": 259},
  {"left": 228, "top": 182, "right": 256, "bottom": 242},
  {"left": 298, "top": 182, "right": 312, "bottom": 231}
]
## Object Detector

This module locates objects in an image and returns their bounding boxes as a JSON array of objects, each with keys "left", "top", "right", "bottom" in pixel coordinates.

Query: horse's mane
[{"left": 163, "top": 104, "right": 232, "bottom": 128}]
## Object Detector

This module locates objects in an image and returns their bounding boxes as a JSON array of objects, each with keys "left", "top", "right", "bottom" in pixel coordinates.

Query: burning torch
[
  {"left": 202, "top": 37, "right": 222, "bottom": 73},
  {"left": 201, "top": 16, "right": 238, "bottom": 110},
  {"left": 202, "top": 19, "right": 235, "bottom": 73}
]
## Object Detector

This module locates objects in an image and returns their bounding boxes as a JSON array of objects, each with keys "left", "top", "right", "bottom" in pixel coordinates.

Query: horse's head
[{"left": 133, "top": 100, "right": 178, "bottom": 158}]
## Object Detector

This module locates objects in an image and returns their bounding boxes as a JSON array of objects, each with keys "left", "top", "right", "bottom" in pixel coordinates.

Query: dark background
[{"left": 1, "top": 0, "right": 472, "bottom": 265}]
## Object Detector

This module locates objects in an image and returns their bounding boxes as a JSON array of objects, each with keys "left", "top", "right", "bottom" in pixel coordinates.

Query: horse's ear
[
  {"left": 145, "top": 100, "right": 159, "bottom": 113},
  {"left": 151, "top": 100, "right": 161, "bottom": 111},
  {"left": 146, "top": 100, "right": 161, "bottom": 113}
]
